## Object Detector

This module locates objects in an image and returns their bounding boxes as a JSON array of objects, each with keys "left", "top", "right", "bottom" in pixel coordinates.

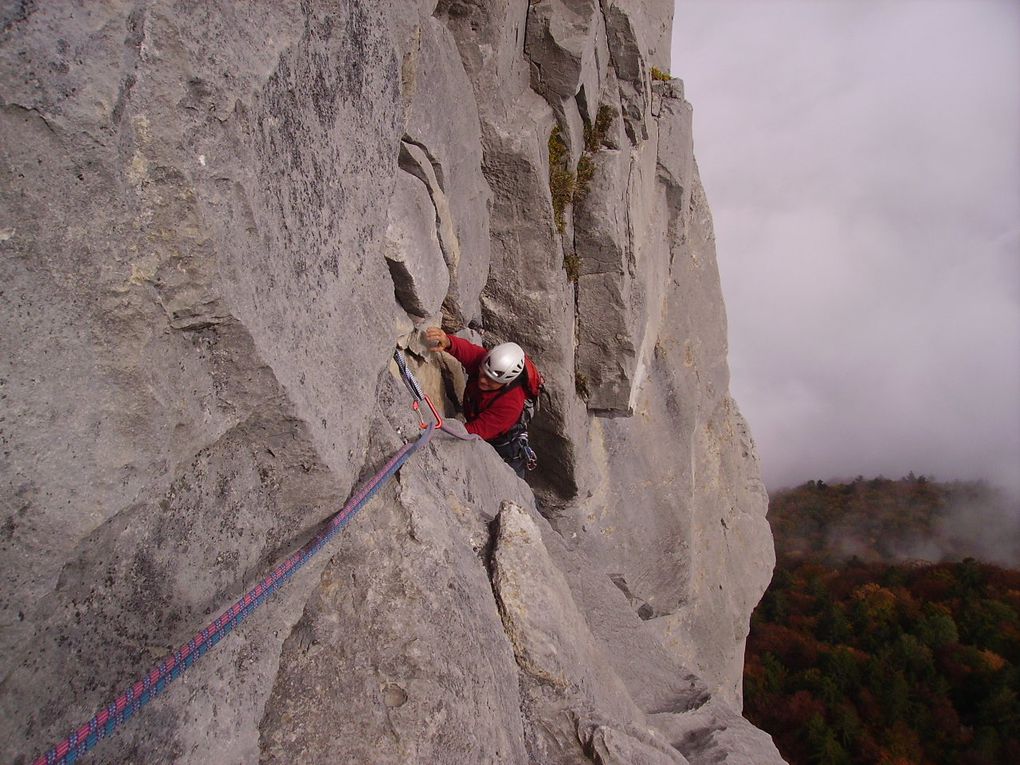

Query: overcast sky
[{"left": 671, "top": 0, "right": 1020, "bottom": 493}]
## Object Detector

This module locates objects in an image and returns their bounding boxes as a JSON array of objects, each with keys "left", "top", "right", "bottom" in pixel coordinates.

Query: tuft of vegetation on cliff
[{"left": 746, "top": 477, "right": 1020, "bottom": 764}]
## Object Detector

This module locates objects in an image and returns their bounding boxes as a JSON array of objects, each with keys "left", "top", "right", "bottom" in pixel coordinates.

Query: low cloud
[
  {"left": 828, "top": 483, "right": 1020, "bottom": 568},
  {"left": 673, "top": 1, "right": 1020, "bottom": 495}
]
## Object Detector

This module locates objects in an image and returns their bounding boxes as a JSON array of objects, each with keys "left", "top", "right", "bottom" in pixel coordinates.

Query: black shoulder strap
[
  {"left": 465, "top": 373, "right": 517, "bottom": 419},
  {"left": 483, "top": 373, "right": 525, "bottom": 404},
  {"left": 470, "top": 375, "right": 530, "bottom": 442}
]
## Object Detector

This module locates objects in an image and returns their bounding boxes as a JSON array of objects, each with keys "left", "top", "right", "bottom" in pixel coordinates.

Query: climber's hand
[{"left": 425, "top": 327, "right": 450, "bottom": 352}]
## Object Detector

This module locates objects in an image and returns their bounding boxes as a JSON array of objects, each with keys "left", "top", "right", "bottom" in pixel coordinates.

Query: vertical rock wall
[{"left": 1, "top": 2, "right": 780, "bottom": 763}]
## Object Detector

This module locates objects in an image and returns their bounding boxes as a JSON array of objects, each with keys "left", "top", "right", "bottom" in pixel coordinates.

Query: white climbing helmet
[{"left": 482, "top": 342, "right": 526, "bottom": 384}]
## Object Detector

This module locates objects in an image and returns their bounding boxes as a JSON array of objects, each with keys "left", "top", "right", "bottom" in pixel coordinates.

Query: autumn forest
[{"left": 745, "top": 477, "right": 1020, "bottom": 764}]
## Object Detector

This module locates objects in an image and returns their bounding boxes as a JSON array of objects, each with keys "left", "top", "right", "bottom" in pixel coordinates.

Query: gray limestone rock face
[
  {"left": 653, "top": 700, "right": 786, "bottom": 765},
  {"left": 1, "top": 0, "right": 409, "bottom": 760},
  {"left": 384, "top": 171, "right": 450, "bottom": 319},
  {"left": 259, "top": 428, "right": 533, "bottom": 765},
  {"left": 397, "top": 14, "right": 492, "bottom": 325},
  {"left": 492, "top": 501, "right": 687, "bottom": 763},
  {"left": 654, "top": 78, "right": 695, "bottom": 226},
  {"left": 476, "top": 93, "right": 596, "bottom": 500},
  {"left": 525, "top": 0, "right": 602, "bottom": 102},
  {"left": 602, "top": 1, "right": 652, "bottom": 143},
  {"left": 1, "top": 1, "right": 781, "bottom": 764},
  {"left": 573, "top": 81, "right": 681, "bottom": 416},
  {"left": 584, "top": 725, "right": 691, "bottom": 765},
  {"left": 561, "top": 166, "right": 775, "bottom": 710},
  {"left": 608, "top": 0, "right": 676, "bottom": 72}
]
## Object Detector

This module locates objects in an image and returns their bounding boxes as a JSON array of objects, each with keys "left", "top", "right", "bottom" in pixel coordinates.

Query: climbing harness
[
  {"left": 520, "top": 432, "right": 539, "bottom": 472},
  {"left": 28, "top": 350, "right": 461, "bottom": 765},
  {"left": 490, "top": 428, "right": 538, "bottom": 474}
]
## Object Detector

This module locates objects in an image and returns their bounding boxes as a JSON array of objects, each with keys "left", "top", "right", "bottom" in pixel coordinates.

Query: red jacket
[{"left": 446, "top": 335, "right": 527, "bottom": 442}]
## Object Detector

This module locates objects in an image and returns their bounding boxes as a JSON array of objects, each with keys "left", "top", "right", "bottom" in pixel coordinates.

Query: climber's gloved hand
[{"left": 425, "top": 327, "right": 451, "bottom": 352}]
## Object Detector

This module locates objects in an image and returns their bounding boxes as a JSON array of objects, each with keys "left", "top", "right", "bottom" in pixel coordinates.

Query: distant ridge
[{"left": 768, "top": 476, "right": 1019, "bottom": 568}]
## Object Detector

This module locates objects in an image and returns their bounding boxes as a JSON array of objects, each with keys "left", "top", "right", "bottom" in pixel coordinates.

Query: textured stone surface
[
  {"left": 654, "top": 700, "right": 786, "bottom": 765},
  {"left": 259, "top": 427, "right": 533, "bottom": 765},
  {"left": 1, "top": 1, "right": 780, "bottom": 764},
  {"left": 525, "top": 0, "right": 602, "bottom": 102},
  {"left": 609, "top": 0, "right": 675, "bottom": 71},
  {"left": 492, "top": 501, "right": 686, "bottom": 763},
  {"left": 603, "top": 1, "right": 652, "bottom": 143},
  {"left": 384, "top": 171, "right": 449, "bottom": 319},
  {"left": 586, "top": 725, "right": 690, "bottom": 765},
  {"left": 399, "top": 14, "right": 492, "bottom": 325},
  {"left": 1, "top": 1, "right": 407, "bottom": 760}
]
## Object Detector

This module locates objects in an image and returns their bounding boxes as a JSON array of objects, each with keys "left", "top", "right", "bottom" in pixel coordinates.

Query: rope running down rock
[{"left": 30, "top": 352, "right": 448, "bottom": 765}]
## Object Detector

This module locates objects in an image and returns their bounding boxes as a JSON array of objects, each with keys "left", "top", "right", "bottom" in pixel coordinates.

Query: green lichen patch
[
  {"left": 549, "top": 107, "right": 617, "bottom": 222},
  {"left": 575, "top": 371, "right": 591, "bottom": 400},
  {"left": 584, "top": 104, "right": 615, "bottom": 153},
  {"left": 547, "top": 107, "right": 617, "bottom": 279},
  {"left": 548, "top": 125, "right": 575, "bottom": 233},
  {"left": 563, "top": 251, "right": 581, "bottom": 283},
  {"left": 574, "top": 154, "right": 596, "bottom": 204}
]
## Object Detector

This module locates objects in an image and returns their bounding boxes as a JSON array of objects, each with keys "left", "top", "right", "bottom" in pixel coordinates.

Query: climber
[{"left": 425, "top": 326, "right": 539, "bottom": 478}]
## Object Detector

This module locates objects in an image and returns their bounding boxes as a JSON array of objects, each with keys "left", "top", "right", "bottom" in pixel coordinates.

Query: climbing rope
[
  {"left": 393, "top": 347, "right": 427, "bottom": 402},
  {"left": 29, "top": 351, "right": 459, "bottom": 765}
]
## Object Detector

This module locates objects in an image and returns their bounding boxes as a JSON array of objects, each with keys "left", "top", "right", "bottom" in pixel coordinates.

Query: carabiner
[{"left": 419, "top": 394, "right": 443, "bottom": 430}]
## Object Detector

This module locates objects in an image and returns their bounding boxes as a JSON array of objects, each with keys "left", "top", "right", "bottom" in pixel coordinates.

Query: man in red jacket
[{"left": 425, "top": 326, "right": 531, "bottom": 477}]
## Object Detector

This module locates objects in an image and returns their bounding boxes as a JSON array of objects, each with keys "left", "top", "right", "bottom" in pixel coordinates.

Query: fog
[
  {"left": 832, "top": 484, "right": 1020, "bottom": 569},
  {"left": 671, "top": 1, "right": 1020, "bottom": 495}
]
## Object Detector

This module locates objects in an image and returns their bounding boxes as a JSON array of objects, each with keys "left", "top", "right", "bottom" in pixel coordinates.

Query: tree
[{"left": 806, "top": 714, "right": 851, "bottom": 765}]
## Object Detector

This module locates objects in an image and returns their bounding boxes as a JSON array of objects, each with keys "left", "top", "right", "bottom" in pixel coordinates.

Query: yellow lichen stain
[
  {"left": 132, "top": 114, "right": 151, "bottom": 144},
  {"left": 0, "top": 227, "right": 14, "bottom": 242},
  {"left": 174, "top": 187, "right": 198, "bottom": 205},
  {"left": 151, "top": 227, "right": 186, "bottom": 243},
  {"left": 128, "top": 151, "right": 149, "bottom": 187},
  {"left": 400, "top": 26, "right": 422, "bottom": 108},
  {"left": 683, "top": 342, "right": 696, "bottom": 368},
  {"left": 589, "top": 417, "right": 608, "bottom": 469},
  {"left": 129, "top": 254, "right": 160, "bottom": 286},
  {"left": 446, "top": 498, "right": 470, "bottom": 518},
  {"left": 129, "top": 264, "right": 155, "bottom": 286}
]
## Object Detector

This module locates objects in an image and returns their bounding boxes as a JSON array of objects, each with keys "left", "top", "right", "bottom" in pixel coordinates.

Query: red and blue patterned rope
[{"left": 32, "top": 420, "right": 436, "bottom": 765}]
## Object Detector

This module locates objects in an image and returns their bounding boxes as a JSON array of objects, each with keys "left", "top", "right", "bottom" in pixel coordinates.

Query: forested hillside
[
  {"left": 746, "top": 478, "right": 1020, "bottom": 764},
  {"left": 768, "top": 477, "right": 1018, "bottom": 567}
]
